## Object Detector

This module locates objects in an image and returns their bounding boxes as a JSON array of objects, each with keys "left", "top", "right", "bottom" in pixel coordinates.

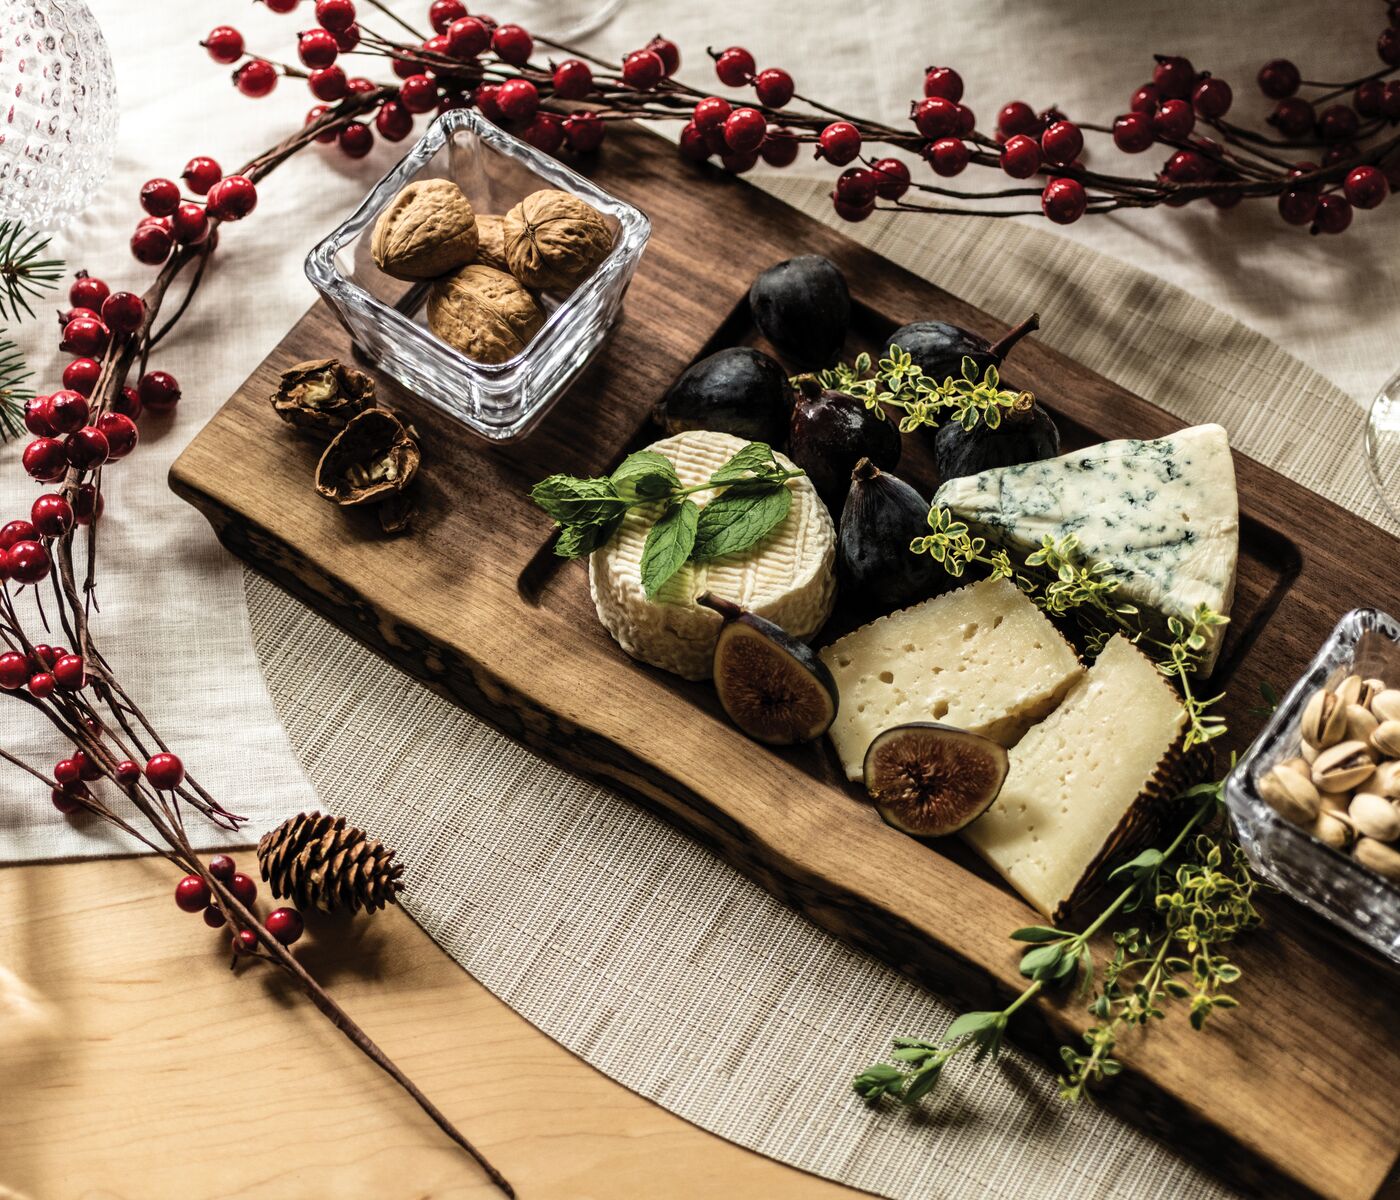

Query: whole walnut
[
  {"left": 473, "top": 214, "right": 509, "bottom": 271},
  {"left": 371, "top": 179, "right": 479, "bottom": 281},
  {"left": 503, "top": 189, "right": 613, "bottom": 291},
  {"left": 427, "top": 264, "right": 545, "bottom": 364}
]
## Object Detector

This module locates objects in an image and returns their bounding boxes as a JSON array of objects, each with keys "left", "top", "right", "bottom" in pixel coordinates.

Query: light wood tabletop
[{"left": 0, "top": 852, "right": 863, "bottom": 1199}]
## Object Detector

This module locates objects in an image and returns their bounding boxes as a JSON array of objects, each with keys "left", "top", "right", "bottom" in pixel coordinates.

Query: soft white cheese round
[{"left": 588, "top": 430, "right": 836, "bottom": 680}]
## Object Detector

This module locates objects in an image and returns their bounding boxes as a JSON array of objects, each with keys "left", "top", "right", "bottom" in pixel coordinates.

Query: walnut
[
  {"left": 271, "top": 358, "right": 375, "bottom": 438},
  {"left": 370, "top": 179, "right": 479, "bottom": 281},
  {"left": 426, "top": 264, "right": 545, "bottom": 364},
  {"left": 503, "top": 189, "right": 613, "bottom": 291},
  {"left": 474, "top": 214, "right": 510, "bottom": 271},
  {"left": 315, "top": 407, "right": 421, "bottom": 509}
]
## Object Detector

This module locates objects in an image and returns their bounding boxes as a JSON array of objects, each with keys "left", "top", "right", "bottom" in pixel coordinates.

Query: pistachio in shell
[
  {"left": 474, "top": 214, "right": 510, "bottom": 271},
  {"left": 427, "top": 264, "right": 545, "bottom": 365},
  {"left": 271, "top": 358, "right": 376, "bottom": 438},
  {"left": 371, "top": 179, "right": 480, "bottom": 281},
  {"left": 502, "top": 189, "right": 613, "bottom": 291},
  {"left": 315, "top": 407, "right": 421, "bottom": 509}
]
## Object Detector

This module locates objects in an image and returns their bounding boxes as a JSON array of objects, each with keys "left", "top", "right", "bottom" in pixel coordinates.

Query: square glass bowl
[
  {"left": 306, "top": 107, "right": 650, "bottom": 442},
  {"left": 1224, "top": 608, "right": 1400, "bottom": 964}
]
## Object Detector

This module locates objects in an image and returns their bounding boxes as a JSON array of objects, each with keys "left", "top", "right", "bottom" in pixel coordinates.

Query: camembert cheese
[
  {"left": 818, "top": 577, "right": 1083, "bottom": 781},
  {"left": 964, "top": 634, "right": 1187, "bottom": 920},
  {"left": 588, "top": 430, "right": 836, "bottom": 680},
  {"left": 934, "top": 424, "right": 1239, "bottom": 673}
]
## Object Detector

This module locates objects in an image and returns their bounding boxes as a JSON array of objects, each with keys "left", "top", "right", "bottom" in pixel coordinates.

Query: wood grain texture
[
  {"left": 171, "top": 123, "right": 1400, "bottom": 1200},
  {"left": 0, "top": 855, "right": 861, "bottom": 1200}
]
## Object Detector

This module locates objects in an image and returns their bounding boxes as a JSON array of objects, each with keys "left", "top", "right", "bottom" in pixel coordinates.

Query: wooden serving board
[{"left": 172, "top": 124, "right": 1400, "bottom": 1200}]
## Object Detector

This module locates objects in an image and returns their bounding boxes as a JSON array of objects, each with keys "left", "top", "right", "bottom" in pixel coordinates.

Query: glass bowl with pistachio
[{"left": 1225, "top": 608, "right": 1400, "bottom": 965}]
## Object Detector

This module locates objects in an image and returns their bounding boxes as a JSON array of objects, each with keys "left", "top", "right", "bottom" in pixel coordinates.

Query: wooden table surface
[{"left": 0, "top": 853, "right": 862, "bottom": 1199}]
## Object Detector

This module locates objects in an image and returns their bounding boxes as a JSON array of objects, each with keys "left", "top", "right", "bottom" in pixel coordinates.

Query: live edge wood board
[{"left": 172, "top": 124, "right": 1400, "bottom": 1200}]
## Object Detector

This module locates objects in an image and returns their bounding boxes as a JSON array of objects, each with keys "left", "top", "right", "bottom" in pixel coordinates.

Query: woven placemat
[{"left": 245, "top": 180, "right": 1393, "bottom": 1199}]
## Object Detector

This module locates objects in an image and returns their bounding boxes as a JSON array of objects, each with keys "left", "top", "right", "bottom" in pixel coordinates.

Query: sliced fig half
[
  {"left": 700, "top": 593, "right": 838, "bottom": 745},
  {"left": 863, "top": 723, "right": 1008, "bottom": 837}
]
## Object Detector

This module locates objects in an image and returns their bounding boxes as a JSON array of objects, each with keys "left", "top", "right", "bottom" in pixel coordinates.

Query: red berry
[
  {"left": 563, "top": 111, "right": 605, "bottom": 153},
  {"left": 1164, "top": 149, "right": 1211, "bottom": 183},
  {"left": 308, "top": 66, "right": 348, "bottom": 101},
  {"left": 137, "top": 370, "right": 181, "bottom": 412},
  {"left": 23, "top": 439, "right": 67, "bottom": 482},
  {"left": 171, "top": 203, "right": 210, "bottom": 246},
  {"left": 1258, "top": 59, "right": 1300, "bottom": 99},
  {"left": 68, "top": 275, "right": 108, "bottom": 311},
  {"left": 315, "top": 0, "right": 356, "bottom": 33},
  {"left": 230, "top": 872, "right": 258, "bottom": 907},
  {"left": 264, "top": 0, "right": 299, "bottom": 11},
  {"left": 112, "top": 387, "right": 141, "bottom": 421},
  {"left": 473, "top": 83, "right": 503, "bottom": 123},
  {"left": 298, "top": 29, "right": 338, "bottom": 69},
  {"left": 723, "top": 107, "right": 767, "bottom": 154},
  {"left": 996, "top": 100, "right": 1039, "bottom": 138},
  {"left": 24, "top": 394, "right": 55, "bottom": 436},
  {"left": 9, "top": 540, "right": 51, "bottom": 584},
  {"left": 954, "top": 104, "right": 976, "bottom": 136},
  {"left": 60, "top": 317, "right": 109, "bottom": 357},
  {"left": 1152, "top": 56, "right": 1196, "bottom": 101},
  {"left": 1191, "top": 76, "right": 1232, "bottom": 119},
  {"left": 693, "top": 96, "right": 731, "bottom": 132},
  {"left": 1354, "top": 80, "right": 1387, "bottom": 119},
  {"left": 1041, "top": 177, "right": 1087, "bottom": 224},
  {"left": 647, "top": 36, "right": 680, "bottom": 76},
  {"left": 817, "top": 121, "right": 860, "bottom": 166},
  {"left": 1316, "top": 104, "right": 1359, "bottom": 143},
  {"left": 28, "top": 671, "right": 55, "bottom": 697},
  {"left": 0, "top": 521, "right": 37, "bottom": 550},
  {"left": 204, "top": 25, "right": 245, "bottom": 64},
  {"left": 678, "top": 121, "right": 710, "bottom": 163},
  {"left": 59, "top": 305, "right": 99, "bottom": 327},
  {"left": 209, "top": 854, "right": 237, "bottom": 882},
  {"left": 446, "top": 16, "right": 489, "bottom": 58},
  {"left": 1130, "top": 84, "right": 1159, "bottom": 114},
  {"left": 62, "top": 359, "right": 101, "bottom": 396},
  {"left": 835, "top": 167, "right": 879, "bottom": 207},
  {"left": 31, "top": 493, "right": 74, "bottom": 537},
  {"left": 234, "top": 59, "right": 278, "bottom": 98},
  {"left": 71, "top": 484, "right": 103, "bottom": 526},
  {"left": 333, "top": 22, "right": 360, "bottom": 51},
  {"left": 54, "top": 757, "right": 81, "bottom": 786},
  {"left": 429, "top": 0, "right": 466, "bottom": 32},
  {"left": 375, "top": 100, "right": 413, "bottom": 141},
  {"left": 145, "top": 752, "right": 185, "bottom": 791},
  {"left": 175, "top": 874, "right": 211, "bottom": 913},
  {"left": 869, "top": 157, "right": 911, "bottom": 199},
  {"left": 0, "top": 653, "right": 27, "bottom": 690},
  {"left": 1278, "top": 187, "right": 1319, "bottom": 226},
  {"left": 65, "top": 426, "right": 110, "bottom": 470},
  {"left": 72, "top": 749, "right": 101, "bottom": 780},
  {"left": 622, "top": 48, "right": 664, "bottom": 90},
  {"left": 100, "top": 291, "right": 145, "bottom": 333},
  {"left": 234, "top": 928, "right": 260, "bottom": 953},
  {"left": 398, "top": 74, "right": 438, "bottom": 113},
  {"left": 1112, "top": 111, "right": 1153, "bottom": 153},
  {"left": 115, "top": 759, "right": 141, "bottom": 785},
  {"left": 491, "top": 22, "right": 532, "bottom": 65},
  {"left": 208, "top": 175, "right": 257, "bottom": 221},
  {"left": 520, "top": 112, "right": 564, "bottom": 153},
  {"left": 1311, "top": 193, "right": 1353, "bottom": 235},
  {"left": 52, "top": 785, "right": 84, "bottom": 814},
  {"left": 338, "top": 122, "right": 373, "bottom": 158},
  {"left": 719, "top": 149, "right": 759, "bottom": 174},
  {"left": 1152, "top": 98, "right": 1194, "bottom": 140},
  {"left": 496, "top": 77, "right": 538, "bottom": 121},
  {"left": 1268, "top": 98, "right": 1315, "bottom": 139},
  {"left": 1000, "top": 134, "right": 1041, "bottom": 178},
  {"left": 912, "top": 96, "right": 960, "bottom": 139},
  {"left": 203, "top": 906, "right": 228, "bottom": 929},
  {"left": 926, "top": 136, "right": 970, "bottom": 177},
  {"left": 832, "top": 195, "right": 875, "bottom": 222},
  {"left": 1344, "top": 165, "right": 1389, "bottom": 210},
  {"left": 714, "top": 46, "right": 755, "bottom": 87},
  {"left": 1040, "top": 120, "right": 1083, "bottom": 166},
  {"left": 552, "top": 58, "right": 592, "bottom": 100},
  {"left": 52, "top": 653, "right": 85, "bottom": 689},
  {"left": 1381, "top": 27, "right": 1400, "bottom": 67},
  {"left": 923, "top": 66, "right": 963, "bottom": 102},
  {"left": 753, "top": 68, "right": 794, "bottom": 108},
  {"left": 97, "top": 412, "right": 139, "bottom": 459},
  {"left": 266, "top": 907, "right": 305, "bottom": 945},
  {"left": 182, "top": 156, "right": 221, "bottom": 195},
  {"left": 1385, "top": 81, "right": 1400, "bottom": 121},
  {"left": 130, "top": 223, "right": 172, "bottom": 265},
  {"left": 759, "top": 126, "right": 798, "bottom": 167},
  {"left": 47, "top": 390, "right": 89, "bottom": 434}
]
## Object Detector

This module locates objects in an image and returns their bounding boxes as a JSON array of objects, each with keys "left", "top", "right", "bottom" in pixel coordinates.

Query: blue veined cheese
[{"left": 934, "top": 424, "right": 1238, "bottom": 673}]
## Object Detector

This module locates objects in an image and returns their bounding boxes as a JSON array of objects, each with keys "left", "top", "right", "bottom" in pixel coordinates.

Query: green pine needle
[
  {"left": 0, "top": 333, "right": 34, "bottom": 443},
  {"left": 0, "top": 220, "right": 64, "bottom": 323}
]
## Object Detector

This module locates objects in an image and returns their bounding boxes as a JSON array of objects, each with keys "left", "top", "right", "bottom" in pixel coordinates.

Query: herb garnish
[
  {"left": 854, "top": 776, "right": 1258, "bottom": 1106},
  {"left": 531, "top": 442, "right": 804, "bottom": 598}
]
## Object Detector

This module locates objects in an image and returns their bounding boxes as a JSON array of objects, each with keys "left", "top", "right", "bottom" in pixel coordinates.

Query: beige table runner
[{"left": 247, "top": 180, "right": 1394, "bottom": 1199}]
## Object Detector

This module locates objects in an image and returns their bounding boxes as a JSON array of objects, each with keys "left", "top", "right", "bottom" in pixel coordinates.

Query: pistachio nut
[
  {"left": 1354, "top": 836, "right": 1400, "bottom": 881},
  {"left": 1301, "top": 688, "right": 1346, "bottom": 749},
  {"left": 1258, "top": 763, "right": 1321, "bottom": 826},
  {"left": 1312, "top": 740, "right": 1377, "bottom": 792},
  {"left": 1348, "top": 792, "right": 1400, "bottom": 842},
  {"left": 1279, "top": 756, "right": 1312, "bottom": 781},
  {"left": 1312, "top": 810, "right": 1353, "bottom": 850},
  {"left": 1372, "top": 759, "right": 1400, "bottom": 798},
  {"left": 1361, "top": 678, "right": 1387, "bottom": 707},
  {"left": 1371, "top": 719, "right": 1400, "bottom": 758},
  {"left": 1319, "top": 789, "right": 1352, "bottom": 813},
  {"left": 1370, "top": 688, "right": 1400, "bottom": 723},
  {"left": 1336, "top": 674, "right": 1365, "bottom": 707},
  {"left": 1345, "top": 702, "right": 1380, "bottom": 744},
  {"left": 1301, "top": 739, "right": 1320, "bottom": 764}
]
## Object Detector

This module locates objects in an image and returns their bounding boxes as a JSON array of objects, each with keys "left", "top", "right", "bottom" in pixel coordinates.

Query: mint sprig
[{"left": 530, "top": 442, "right": 804, "bottom": 599}]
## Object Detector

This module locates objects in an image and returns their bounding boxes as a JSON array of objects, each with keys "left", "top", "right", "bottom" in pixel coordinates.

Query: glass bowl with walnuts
[{"left": 307, "top": 106, "right": 649, "bottom": 442}]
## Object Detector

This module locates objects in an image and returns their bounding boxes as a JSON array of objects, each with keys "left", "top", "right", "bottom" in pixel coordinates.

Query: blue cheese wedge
[
  {"left": 589, "top": 431, "right": 836, "bottom": 681},
  {"left": 934, "top": 424, "right": 1238, "bottom": 673},
  {"left": 818, "top": 577, "right": 1083, "bottom": 781},
  {"left": 964, "top": 635, "right": 1190, "bottom": 920}
]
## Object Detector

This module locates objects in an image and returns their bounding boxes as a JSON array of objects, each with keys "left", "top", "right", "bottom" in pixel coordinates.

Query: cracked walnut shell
[
  {"left": 503, "top": 189, "right": 613, "bottom": 291},
  {"left": 371, "top": 178, "right": 479, "bottom": 281},
  {"left": 314, "top": 407, "right": 421, "bottom": 507},
  {"left": 271, "top": 357, "right": 375, "bottom": 438},
  {"left": 427, "top": 264, "right": 545, "bottom": 364}
]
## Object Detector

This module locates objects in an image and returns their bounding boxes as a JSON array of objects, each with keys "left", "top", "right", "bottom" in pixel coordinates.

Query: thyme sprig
[
  {"left": 855, "top": 778, "right": 1257, "bottom": 1106},
  {"left": 913, "top": 508, "right": 1229, "bottom": 749},
  {"left": 0, "top": 220, "right": 63, "bottom": 323}
]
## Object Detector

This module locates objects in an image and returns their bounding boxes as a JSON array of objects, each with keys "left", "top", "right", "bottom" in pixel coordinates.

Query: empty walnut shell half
[
  {"left": 371, "top": 178, "right": 479, "bottom": 281},
  {"left": 315, "top": 407, "right": 421, "bottom": 508},
  {"left": 271, "top": 357, "right": 376, "bottom": 438},
  {"left": 503, "top": 189, "right": 613, "bottom": 291}
]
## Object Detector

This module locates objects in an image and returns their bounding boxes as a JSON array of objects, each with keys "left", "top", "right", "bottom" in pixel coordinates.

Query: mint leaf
[
  {"left": 611, "top": 450, "right": 680, "bottom": 501},
  {"left": 709, "top": 442, "right": 782, "bottom": 484},
  {"left": 692, "top": 484, "right": 791, "bottom": 561},
  {"left": 530, "top": 475, "right": 627, "bottom": 526},
  {"left": 640, "top": 499, "right": 698, "bottom": 598},
  {"left": 554, "top": 513, "right": 624, "bottom": 559}
]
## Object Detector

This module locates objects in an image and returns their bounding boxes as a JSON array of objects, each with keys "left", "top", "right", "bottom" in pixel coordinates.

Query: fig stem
[
  {"left": 851, "top": 456, "right": 879, "bottom": 483},
  {"left": 697, "top": 592, "right": 742, "bottom": 621},
  {"left": 989, "top": 312, "right": 1040, "bottom": 362}
]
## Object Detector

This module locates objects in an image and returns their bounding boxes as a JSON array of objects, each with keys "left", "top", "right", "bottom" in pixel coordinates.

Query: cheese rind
[
  {"left": 818, "top": 577, "right": 1084, "bottom": 781},
  {"left": 963, "top": 634, "right": 1188, "bottom": 920},
  {"left": 934, "top": 424, "right": 1239, "bottom": 673},
  {"left": 588, "top": 430, "right": 836, "bottom": 681}
]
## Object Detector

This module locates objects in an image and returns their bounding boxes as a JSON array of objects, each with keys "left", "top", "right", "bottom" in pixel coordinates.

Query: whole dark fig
[
  {"left": 839, "top": 458, "right": 943, "bottom": 614},
  {"left": 748, "top": 255, "right": 851, "bottom": 368},
  {"left": 655, "top": 347, "right": 790, "bottom": 446},
  {"left": 935, "top": 393, "right": 1061, "bottom": 485},
  {"left": 885, "top": 311, "right": 1040, "bottom": 400},
  {"left": 788, "top": 378, "right": 901, "bottom": 514}
]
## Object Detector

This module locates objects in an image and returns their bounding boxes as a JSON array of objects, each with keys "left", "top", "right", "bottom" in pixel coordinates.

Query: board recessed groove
[{"left": 171, "top": 123, "right": 1400, "bottom": 1200}]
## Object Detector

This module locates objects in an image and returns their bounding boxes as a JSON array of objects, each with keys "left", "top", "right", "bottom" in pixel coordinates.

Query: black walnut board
[{"left": 172, "top": 124, "right": 1400, "bottom": 1200}]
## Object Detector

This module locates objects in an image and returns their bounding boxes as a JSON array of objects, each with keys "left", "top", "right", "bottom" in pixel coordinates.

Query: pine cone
[{"left": 257, "top": 812, "right": 405, "bottom": 915}]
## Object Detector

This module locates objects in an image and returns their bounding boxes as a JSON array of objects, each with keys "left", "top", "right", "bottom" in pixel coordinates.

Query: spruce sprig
[
  {"left": 0, "top": 331, "right": 34, "bottom": 443},
  {"left": 0, "top": 220, "right": 64, "bottom": 323}
]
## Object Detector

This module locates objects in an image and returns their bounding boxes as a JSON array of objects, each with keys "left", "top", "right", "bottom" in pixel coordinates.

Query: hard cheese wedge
[
  {"left": 934, "top": 424, "right": 1239, "bottom": 674},
  {"left": 963, "top": 634, "right": 1188, "bottom": 920},
  {"left": 818, "top": 577, "right": 1083, "bottom": 781}
]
